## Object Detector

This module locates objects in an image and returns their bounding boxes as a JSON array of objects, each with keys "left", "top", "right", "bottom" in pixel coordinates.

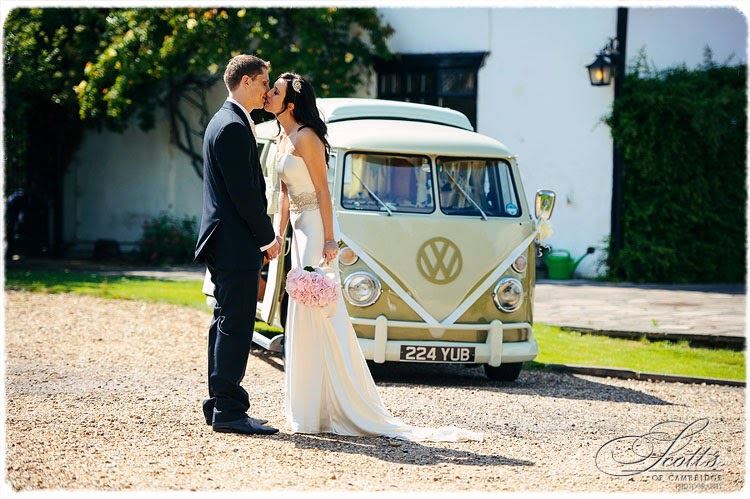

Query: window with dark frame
[{"left": 374, "top": 52, "right": 488, "bottom": 131}]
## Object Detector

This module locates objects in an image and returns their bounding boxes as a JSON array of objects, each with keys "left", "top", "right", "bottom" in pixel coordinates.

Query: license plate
[{"left": 399, "top": 345, "right": 476, "bottom": 363}]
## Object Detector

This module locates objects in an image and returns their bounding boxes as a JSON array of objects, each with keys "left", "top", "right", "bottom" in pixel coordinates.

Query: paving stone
[{"left": 535, "top": 280, "right": 745, "bottom": 340}]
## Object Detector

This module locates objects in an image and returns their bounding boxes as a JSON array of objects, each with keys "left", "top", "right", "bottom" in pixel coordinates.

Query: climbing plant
[{"left": 605, "top": 48, "right": 746, "bottom": 283}]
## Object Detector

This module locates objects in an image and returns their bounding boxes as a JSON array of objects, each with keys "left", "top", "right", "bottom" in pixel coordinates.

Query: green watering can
[{"left": 543, "top": 247, "right": 595, "bottom": 279}]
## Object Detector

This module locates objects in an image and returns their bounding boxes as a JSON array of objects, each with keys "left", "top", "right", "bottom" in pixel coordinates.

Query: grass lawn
[
  {"left": 5, "top": 269, "right": 744, "bottom": 381},
  {"left": 532, "top": 323, "right": 745, "bottom": 381},
  {"left": 5, "top": 269, "right": 209, "bottom": 310}
]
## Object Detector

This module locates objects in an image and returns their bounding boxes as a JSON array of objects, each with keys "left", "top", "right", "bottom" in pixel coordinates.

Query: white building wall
[
  {"left": 379, "top": 8, "right": 490, "bottom": 53},
  {"left": 627, "top": 7, "right": 747, "bottom": 69},
  {"left": 64, "top": 85, "right": 225, "bottom": 251},
  {"left": 482, "top": 8, "right": 617, "bottom": 277}
]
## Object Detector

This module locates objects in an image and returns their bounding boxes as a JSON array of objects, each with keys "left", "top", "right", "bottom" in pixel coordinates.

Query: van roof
[
  {"left": 327, "top": 119, "right": 512, "bottom": 157},
  {"left": 255, "top": 98, "right": 513, "bottom": 158},
  {"left": 316, "top": 98, "right": 473, "bottom": 131}
]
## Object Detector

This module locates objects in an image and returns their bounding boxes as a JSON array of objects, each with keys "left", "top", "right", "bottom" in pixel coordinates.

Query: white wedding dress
[{"left": 277, "top": 151, "right": 484, "bottom": 442}]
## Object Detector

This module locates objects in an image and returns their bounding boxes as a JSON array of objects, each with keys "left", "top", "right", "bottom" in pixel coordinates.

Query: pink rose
[{"left": 285, "top": 266, "right": 339, "bottom": 309}]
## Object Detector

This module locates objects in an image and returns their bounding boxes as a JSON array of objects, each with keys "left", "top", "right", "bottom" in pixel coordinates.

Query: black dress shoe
[
  {"left": 212, "top": 417, "right": 279, "bottom": 435},
  {"left": 202, "top": 401, "right": 267, "bottom": 426}
]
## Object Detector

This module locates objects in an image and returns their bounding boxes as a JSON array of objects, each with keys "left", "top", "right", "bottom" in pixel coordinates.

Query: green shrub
[
  {"left": 137, "top": 213, "right": 198, "bottom": 265},
  {"left": 605, "top": 49, "right": 746, "bottom": 283}
]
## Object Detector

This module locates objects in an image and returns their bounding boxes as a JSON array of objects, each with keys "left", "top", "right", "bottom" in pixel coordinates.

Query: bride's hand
[{"left": 322, "top": 240, "right": 338, "bottom": 264}]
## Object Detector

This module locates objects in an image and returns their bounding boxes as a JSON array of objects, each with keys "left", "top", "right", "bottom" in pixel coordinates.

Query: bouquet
[{"left": 285, "top": 264, "right": 339, "bottom": 316}]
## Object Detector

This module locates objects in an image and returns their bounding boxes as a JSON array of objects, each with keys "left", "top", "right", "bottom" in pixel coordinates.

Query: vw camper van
[{"left": 203, "top": 98, "right": 556, "bottom": 381}]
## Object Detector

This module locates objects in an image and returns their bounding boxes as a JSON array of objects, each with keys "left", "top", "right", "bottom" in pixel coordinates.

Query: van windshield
[
  {"left": 436, "top": 157, "right": 522, "bottom": 217},
  {"left": 342, "top": 153, "right": 434, "bottom": 214}
]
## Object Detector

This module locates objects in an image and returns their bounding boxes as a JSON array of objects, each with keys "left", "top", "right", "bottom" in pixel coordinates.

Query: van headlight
[
  {"left": 343, "top": 271, "right": 382, "bottom": 307},
  {"left": 492, "top": 277, "right": 524, "bottom": 312}
]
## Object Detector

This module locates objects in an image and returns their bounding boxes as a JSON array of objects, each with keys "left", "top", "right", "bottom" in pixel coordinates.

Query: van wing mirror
[{"left": 535, "top": 190, "right": 556, "bottom": 221}]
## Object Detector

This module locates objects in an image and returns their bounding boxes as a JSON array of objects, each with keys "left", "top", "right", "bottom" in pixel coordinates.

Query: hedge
[{"left": 605, "top": 49, "right": 746, "bottom": 283}]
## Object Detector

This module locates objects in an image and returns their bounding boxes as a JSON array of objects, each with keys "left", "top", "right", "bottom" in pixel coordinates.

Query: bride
[{"left": 263, "top": 72, "right": 483, "bottom": 442}]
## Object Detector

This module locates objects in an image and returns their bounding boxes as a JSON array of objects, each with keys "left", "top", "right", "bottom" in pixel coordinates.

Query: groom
[{"left": 194, "top": 54, "right": 281, "bottom": 435}]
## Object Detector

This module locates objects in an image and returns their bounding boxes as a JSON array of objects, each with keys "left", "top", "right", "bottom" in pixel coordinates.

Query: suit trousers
[{"left": 203, "top": 247, "right": 260, "bottom": 424}]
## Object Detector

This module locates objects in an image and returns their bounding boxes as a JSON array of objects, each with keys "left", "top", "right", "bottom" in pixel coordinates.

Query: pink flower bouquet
[{"left": 285, "top": 265, "right": 339, "bottom": 315}]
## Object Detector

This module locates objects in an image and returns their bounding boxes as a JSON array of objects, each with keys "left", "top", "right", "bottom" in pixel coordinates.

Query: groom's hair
[{"left": 224, "top": 55, "right": 269, "bottom": 91}]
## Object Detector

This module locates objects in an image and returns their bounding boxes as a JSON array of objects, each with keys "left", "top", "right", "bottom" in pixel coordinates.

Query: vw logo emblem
[{"left": 416, "top": 237, "right": 463, "bottom": 284}]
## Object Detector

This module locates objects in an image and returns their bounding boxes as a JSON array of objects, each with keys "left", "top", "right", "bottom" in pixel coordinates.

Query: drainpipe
[{"left": 609, "top": 7, "right": 628, "bottom": 270}]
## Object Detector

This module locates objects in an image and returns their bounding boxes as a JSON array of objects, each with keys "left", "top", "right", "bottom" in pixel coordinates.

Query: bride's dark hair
[{"left": 275, "top": 72, "right": 331, "bottom": 163}]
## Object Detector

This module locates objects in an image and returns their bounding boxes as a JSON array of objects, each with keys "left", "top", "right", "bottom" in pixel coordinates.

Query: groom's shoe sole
[
  {"left": 202, "top": 403, "right": 267, "bottom": 426},
  {"left": 212, "top": 418, "right": 279, "bottom": 435}
]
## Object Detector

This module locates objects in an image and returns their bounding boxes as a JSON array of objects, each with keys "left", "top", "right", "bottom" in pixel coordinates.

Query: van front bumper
[{"left": 352, "top": 316, "right": 538, "bottom": 366}]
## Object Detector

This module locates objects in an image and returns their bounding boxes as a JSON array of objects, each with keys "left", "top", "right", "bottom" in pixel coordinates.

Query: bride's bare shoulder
[{"left": 294, "top": 128, "right": 324, "bottom": 154}]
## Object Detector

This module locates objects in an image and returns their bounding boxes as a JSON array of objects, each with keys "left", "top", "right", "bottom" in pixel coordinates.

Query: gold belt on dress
[{"left": 288, "top": 191, "right": 319, "bottom": 213}]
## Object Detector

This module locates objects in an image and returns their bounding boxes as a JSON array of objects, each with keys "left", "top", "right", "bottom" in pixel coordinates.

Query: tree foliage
[
  {"left": 5, "top": 8, "right": 109, "bottom": 191},
  {"left": 4, "top": 8, "right": 111, "bottom": 253},
  {"left": 77, "top": 8, "right": 390, "bottom": 124},
  {"left": 74, "top": 7, "right": 392, "bottom": 176},
  {"left": 3, "top": 7, "right": 392, "bottom": 252},
  {"left": 605, "top": 48, "right": 746, "bottom": 283}
]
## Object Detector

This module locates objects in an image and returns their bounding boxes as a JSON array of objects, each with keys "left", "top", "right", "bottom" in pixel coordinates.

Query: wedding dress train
[{"left": 278, "top": 151, "right": 483, "bottom": 442}]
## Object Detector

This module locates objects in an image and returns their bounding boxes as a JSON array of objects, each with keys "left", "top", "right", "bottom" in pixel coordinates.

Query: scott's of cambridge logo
[
  {"left": 595, "top": 418, "right": 722, "bottom": 479},
  {"left": 416, "top": 237, "right": 462, "bottom": 284}
]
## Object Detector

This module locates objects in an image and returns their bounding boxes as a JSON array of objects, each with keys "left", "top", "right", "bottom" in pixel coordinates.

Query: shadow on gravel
[
  {"left": 252, "top": 349, "right": 284, "bottom": 371},
  {"left": 253, "top": 351, "right": 671, "bottom": 406},
  {"left": 364, "top": 362, "right": 672, "bottom": 406},
  {"left": 271, "top": 431, "right": 535, "bottom": 467}
]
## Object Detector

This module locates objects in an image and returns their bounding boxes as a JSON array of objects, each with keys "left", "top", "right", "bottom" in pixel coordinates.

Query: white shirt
[
  {"left": 225, "top": 97, "right": 256, "bottom": 137},
  {"left": 225, "top": 97, "right": 277, "bottom": 253}
]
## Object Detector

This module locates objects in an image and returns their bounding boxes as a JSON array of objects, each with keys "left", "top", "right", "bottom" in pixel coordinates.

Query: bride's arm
[{"left": 295, "top": 131, "right": 338, "bottom": 262}]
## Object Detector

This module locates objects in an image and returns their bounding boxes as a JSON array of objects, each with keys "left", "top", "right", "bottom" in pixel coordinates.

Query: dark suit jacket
[{"left": 194, "top": 101, "right": 275, "bottom": 269}]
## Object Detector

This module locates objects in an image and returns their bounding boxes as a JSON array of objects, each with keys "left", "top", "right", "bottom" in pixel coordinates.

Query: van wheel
[{"left": 484, "top": 362, "right": 523, "bottom": 381}]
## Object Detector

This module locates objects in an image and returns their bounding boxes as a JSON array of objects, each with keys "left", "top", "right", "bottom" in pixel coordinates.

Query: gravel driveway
[{"left": 4, "top": 291, "right": 745, "bottom": 491}]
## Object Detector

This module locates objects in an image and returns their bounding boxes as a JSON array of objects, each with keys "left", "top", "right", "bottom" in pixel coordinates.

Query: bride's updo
[{"left": 276, "top": 72, "right": 331, "bottom": 163}]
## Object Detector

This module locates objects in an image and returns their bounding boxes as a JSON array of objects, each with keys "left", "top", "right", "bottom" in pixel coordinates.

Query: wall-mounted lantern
[{"left": 586, "top": 37, "right": 619, "bottom": 86}]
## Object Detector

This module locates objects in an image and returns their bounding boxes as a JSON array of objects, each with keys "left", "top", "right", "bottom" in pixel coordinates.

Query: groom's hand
[{"left": 264, "top": 240, "right": 280, "bottom": 260}]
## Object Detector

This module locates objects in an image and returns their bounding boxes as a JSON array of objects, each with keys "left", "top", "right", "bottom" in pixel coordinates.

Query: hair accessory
[{"left": 291, "top": 79, "right": 302, "bottom": 93}]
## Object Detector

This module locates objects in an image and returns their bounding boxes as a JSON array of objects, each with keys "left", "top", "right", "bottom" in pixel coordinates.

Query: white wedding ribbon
[
  {"left": 338, "top": 233, "right": 442, "bottom": 326},
  {"left": 338, "top": 221, "right": 542, "bottom": 327},
  {"left": 442, "top": 229, "right": 538, "bottom": 325}
]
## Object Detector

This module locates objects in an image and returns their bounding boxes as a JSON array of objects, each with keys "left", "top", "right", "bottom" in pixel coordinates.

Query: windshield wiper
[
  {"left": 351, "top": 170, "right": 394, "bottom": 216},
  {"left": 441, "top": 169, "right": 488, "bottom": 220}
]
